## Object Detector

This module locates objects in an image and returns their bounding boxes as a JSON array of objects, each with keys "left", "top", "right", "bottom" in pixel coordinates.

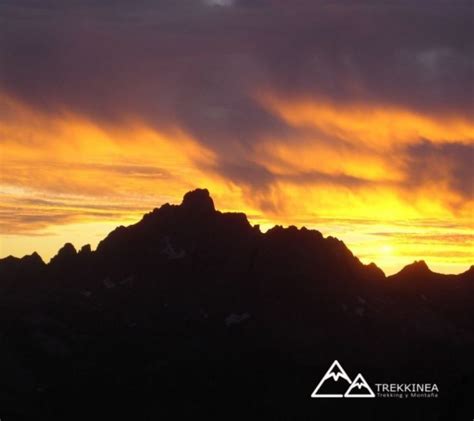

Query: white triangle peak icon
[
  {"left": 344, "top": 373, "right": 375, "bottom": 398},
  {"left": 311, "top": 360, "right": 352, "bottom": 398}
]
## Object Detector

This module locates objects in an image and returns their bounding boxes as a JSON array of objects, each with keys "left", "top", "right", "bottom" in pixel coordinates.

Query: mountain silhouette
[{"left": 0, "top": 188, "right": 472, "bottom": 420}]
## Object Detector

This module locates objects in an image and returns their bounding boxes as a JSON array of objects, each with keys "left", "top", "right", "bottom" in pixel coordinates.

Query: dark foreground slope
[{"left": 0, "top": 189, "right": 473, "bottom": 420}]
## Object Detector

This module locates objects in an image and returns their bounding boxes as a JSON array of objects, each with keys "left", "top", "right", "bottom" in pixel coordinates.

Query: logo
[
  {"left": 344, "top": 373, "right": 375, "bottom": 398},
  {"left": 311, "top": 360, "right": 438, "bottom": 399},
  {"left": 311, "top": 360, "right": 375, "bottom": 398}
]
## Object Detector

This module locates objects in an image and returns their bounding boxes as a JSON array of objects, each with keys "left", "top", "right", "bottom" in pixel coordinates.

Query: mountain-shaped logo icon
[
  {"left": 311, "top": 360, "right": 375, "bottom": 398},
  {"left": 344, "top": 373, "right": 375, "bottom": 398},
  {"left": 310, "top": 360, "right": 352, "bottom": 398}
]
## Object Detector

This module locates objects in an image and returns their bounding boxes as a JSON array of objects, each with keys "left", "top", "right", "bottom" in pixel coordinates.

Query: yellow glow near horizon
[
  {"left": 0, "top": 94, "right": 472, "bottom": 275},
  {"left": 380, "top": 244, "right": 395, "bottom": 255}
]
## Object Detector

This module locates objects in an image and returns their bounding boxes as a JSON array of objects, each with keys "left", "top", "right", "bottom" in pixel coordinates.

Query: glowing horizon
[
  {"left": 0, "top": 2, "right": 472, "bottom": 276},
  {"left": 1, "top": 94, "right": 472, "bottom": 275}
]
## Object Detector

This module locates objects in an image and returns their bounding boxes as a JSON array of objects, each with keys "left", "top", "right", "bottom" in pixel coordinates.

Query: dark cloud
[
  {"left": 0, "top": 210, "right": 88, "bottom": 234},
  {"left": 73, "top": 163, "right": 172, "bottom": 179},
  {"left": 403, "top": 141, "right": 474, "bottom": 200},
  {"left": 283, "top": 170, "right": 373, "bottom": 188},
  {"left": 0, "top": 195, "right": 147, "bottom": 234},
  {"left": 210, "top": 158, "right": 373, "bottom": 197},
  {"left": 5, "top": 196, "right": 151, "bottom": 213},
  {"left": 212, "top": 161, "right": 275, "bottom": 188},
  {"left": 1, "top": 0, "right": 472, "bottom": 192}
]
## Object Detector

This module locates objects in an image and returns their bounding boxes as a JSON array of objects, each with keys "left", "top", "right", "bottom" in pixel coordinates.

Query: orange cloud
[
  {"left": 259, "top": 94, "right": 474, "bottom": 150},
  {"left": 0, "top": 94, "right": 472, "bottom": 275}
]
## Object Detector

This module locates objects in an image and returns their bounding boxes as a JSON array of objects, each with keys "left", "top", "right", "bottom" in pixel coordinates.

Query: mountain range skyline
[{"left": 3, "top": 188, "right": 472, "bottom": 277}]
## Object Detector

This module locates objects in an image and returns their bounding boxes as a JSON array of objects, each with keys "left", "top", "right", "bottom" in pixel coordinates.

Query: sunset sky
[{"left": 0, "top": 0, "right": 473, "bottom": 275}]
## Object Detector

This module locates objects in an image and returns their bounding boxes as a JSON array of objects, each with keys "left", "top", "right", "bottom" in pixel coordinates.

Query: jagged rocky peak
[
  {"left": 1, "top": 252, "right": 45, "bottom": 268},
  {"left": 50, "top": 243, "right": 77, "bottom": 265},
  {"left": 79, "top": 244, "right": 92, "bottom": 255},
  {"left": 265, "top": 225, "right": 328, "bottom": 248},
  {"left": 364, "top": 262, "right": 385, "bottom": 280},
  {"left": 393, "top": 260, "right": 433, "bottom": 277},
  {"left": 58, "top": 242, "right": 77, "bottom": 256},
  {"left": 22, "top": 251, "right": 45, "bottom": 265},
  {"left": 181, "top": 188, "right": 215, "bottom": 214},
  {"left": 408, "top": 260, "right": 430, "bottom": 271}
]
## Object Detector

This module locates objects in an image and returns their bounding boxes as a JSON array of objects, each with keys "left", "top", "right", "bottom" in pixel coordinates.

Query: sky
[{"left": 0, "top": 0, "right": 473, "bottom": 275}]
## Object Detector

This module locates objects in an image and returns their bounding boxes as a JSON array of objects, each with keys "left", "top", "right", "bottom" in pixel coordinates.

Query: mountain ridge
[{"left": 1, "top": 188, "right": 470, "bottom": 279}]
